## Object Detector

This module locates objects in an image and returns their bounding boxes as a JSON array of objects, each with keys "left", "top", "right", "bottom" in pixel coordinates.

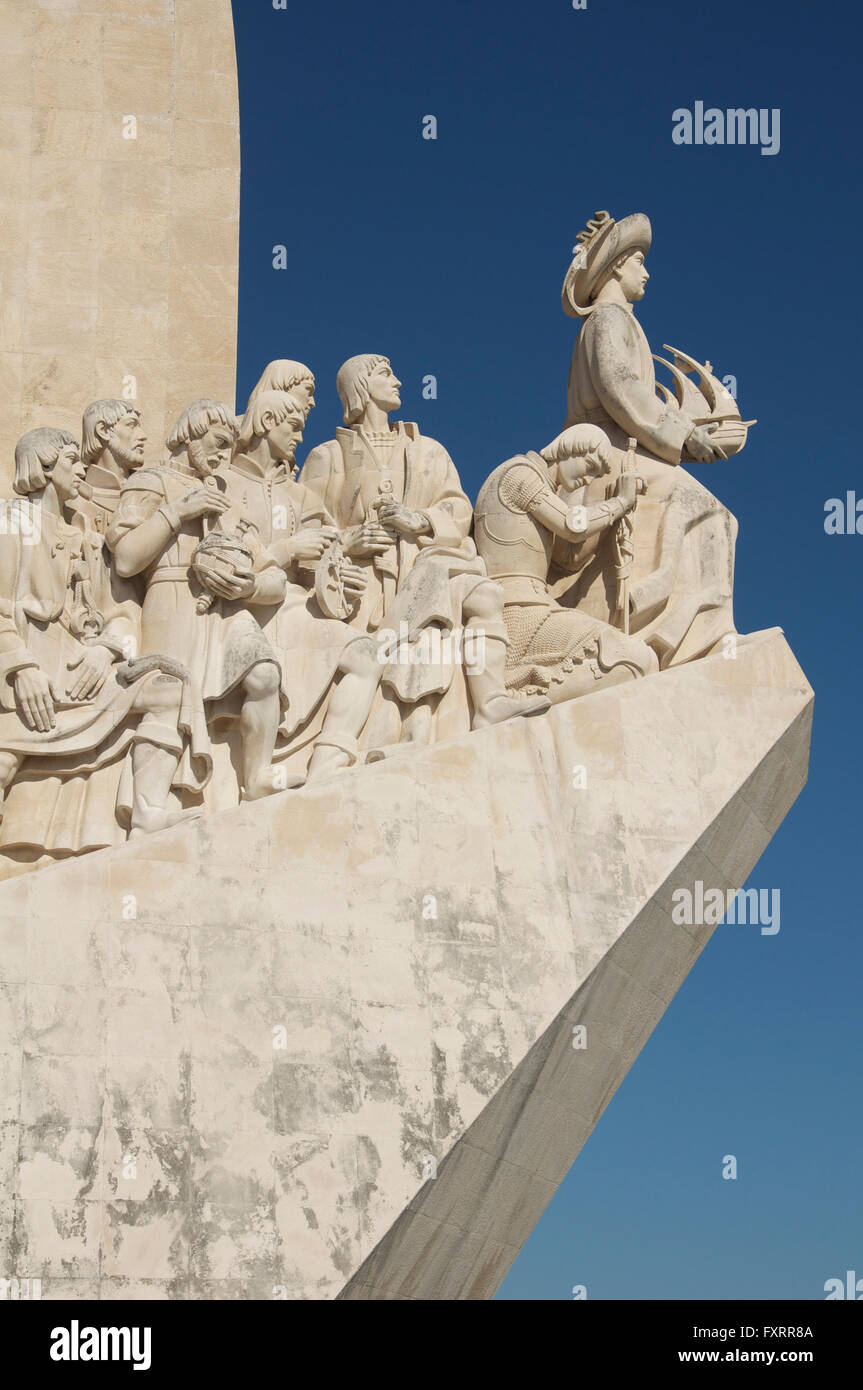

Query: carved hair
[
  {"left": 236, "top": 389, "right": 305, "bottom": 449},
  {"left": 246, "top": 360, "right": 315, "bottom": 408},
  {"left": 14, "top": 427, "right": 78, "bottom": 496},
  {"left": 540, "top": 424, "right": 612, "bottom": 466},
  {"left": 336, "top": 354, "right": 389, "bottom": 426},
  {"left": 167, "top": 399, "right": 238, "bottom": 452},
  {"left": 81, "top": 399, "right": 140, "bottom": 467}
]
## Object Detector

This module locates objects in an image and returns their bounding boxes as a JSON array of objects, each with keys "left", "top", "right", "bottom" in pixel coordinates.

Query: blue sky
[{"left": 230, "top": 0, "right": 860, "bottom": 1298}]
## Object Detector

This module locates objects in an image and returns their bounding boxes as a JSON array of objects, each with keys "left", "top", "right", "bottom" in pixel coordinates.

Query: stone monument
[
  {"left": 0, "top": 7, "right": 811, "bottom": 1300},
  {"left": 0, "top": 0, "right": 240, "bottom": 494}
]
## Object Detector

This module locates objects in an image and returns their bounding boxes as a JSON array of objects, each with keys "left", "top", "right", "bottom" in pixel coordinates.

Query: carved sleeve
[
  {"left": 0, "top": 534, "right": 39, "bottom": 695},
  {"left": 417, "top": 441, "right": 473, "bottom": 549},
  {"left": 245, "top": 532, "right": 288, "bottom": 607},
  {"left": 498, "top": 461, "right": 550, "bottom": 514},
  {"left": 107, "top": 473, "right": 172, "bottom": 578},
  {"left": 585, "top": 308, "right": 693, "bottom": 465},
  {"left": 299, "top": 486, "right": 336, "bottom": 531},
  {"left": 298, "top": 444, "right": 343, "bottom": 524}
]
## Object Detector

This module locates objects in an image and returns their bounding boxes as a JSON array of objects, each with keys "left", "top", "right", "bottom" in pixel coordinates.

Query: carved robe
[
  {"left": 562, "top": 302, "right": 738, "bottom": 666},
  {"left": 74, "top": 462, "right": 128, "bottom": 534},
  {"left": 0, "top": 508, "right": 209, "bottom": 853},
  {"left": 300, "top": 423, "right": 487, "bottom": 744},
  {"left": 108, "top": 464, "right": 286, "bottom": 707},
  {"left": 219, "top": 453, "right": 378, "bottom": 753}
]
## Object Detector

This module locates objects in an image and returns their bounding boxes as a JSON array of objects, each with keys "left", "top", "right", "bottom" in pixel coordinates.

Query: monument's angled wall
[
  {"left": 0, "top": 630, "right": 812, "bottom": 1298},
  {"left": 0, "top": 0, "right": 240, "bottom": 492}
]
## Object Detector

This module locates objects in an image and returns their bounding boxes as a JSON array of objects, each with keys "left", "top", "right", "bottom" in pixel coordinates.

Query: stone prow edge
[{"left": 338, "top": 694, "right": 813, "bottom": 1300}]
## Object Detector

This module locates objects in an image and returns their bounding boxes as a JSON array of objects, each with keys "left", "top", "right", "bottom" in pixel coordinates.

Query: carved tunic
[
  {"left": 301, "top": 423, "right": 491, "bottom": 728},
  {"left": 562, "top": 303, "right": 737, "bottom": 666},
  {"left": 109, "top": 463, "right": 285, "bottom": 706},
  {"left": 220, "top": 454, "right": 372, "bottom": 744},
  {"left": 0, "top": 509, "right": 208, "bottom": 851},
  {"left": 74, "top": 463, "right": 128, "bottom": 534},
  {"left": 301, "top": 422, "right": 481, "bottom": 636},
  {"left": 566, "top": 304, "right": 694, "bottom": 464}
]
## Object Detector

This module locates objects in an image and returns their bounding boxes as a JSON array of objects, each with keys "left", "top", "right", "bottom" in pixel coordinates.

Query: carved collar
[
  {"left": 227, "top": 454, "right": 289, "bottom": 484},
  {"left": 336, "top": 421, "right": 419, "bottom": 463},
  {"left": 84, "top": 463, "right": 124, "bottom": 492}
]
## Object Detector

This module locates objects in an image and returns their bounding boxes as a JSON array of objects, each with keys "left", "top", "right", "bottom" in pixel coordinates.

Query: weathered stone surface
[
  {"left": 0, "top": 0, "right": 240, "bottom": 491},
  {"left": 0, "top": 627, "right": 811, "bottom": 1298}
]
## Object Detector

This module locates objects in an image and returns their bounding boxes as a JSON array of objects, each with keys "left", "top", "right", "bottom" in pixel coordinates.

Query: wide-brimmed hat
[{"left": 562, "top": 211, "right": 652, "bottom": 317}]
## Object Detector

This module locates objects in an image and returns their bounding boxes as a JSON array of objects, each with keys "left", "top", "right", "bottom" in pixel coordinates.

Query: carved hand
[
  {"left": 66, "top": 644, "right": 113, "bottom": 701},
  {"left": 203, "top": 564, "right": 256, "bottom": 601},
  {"left": 346, "top": 521, "right": 396, "bottom": 557},
  {"left": 337, "top": 560, "right": 367, "bottom": 599},
  {"left": 615, "top": 473, "right": 642, "bottom": 510},
  {"left": 170, "top": 487, "right": 230, "bottom": 525},
  {"left": 14, "top": 667, "right": 56, "bottom": 731},
  {"left": 290, "top": 526, "right": 338, "bottom": 564},
  {"left": 375, "top": 502, "right": 431, "bottom": 537},
  {"left": 684, "top": 425, "right": 727, "bottom": 464}
]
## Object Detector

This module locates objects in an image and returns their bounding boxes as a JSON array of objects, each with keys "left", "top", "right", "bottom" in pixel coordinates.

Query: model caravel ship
[{"left": 654, "top": 343, "right": 756, "bottom": 457}]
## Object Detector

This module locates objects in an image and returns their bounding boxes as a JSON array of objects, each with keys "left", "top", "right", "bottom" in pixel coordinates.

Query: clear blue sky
[{"left": 230, "top": 0, "right": 860, "bottom": 1299}]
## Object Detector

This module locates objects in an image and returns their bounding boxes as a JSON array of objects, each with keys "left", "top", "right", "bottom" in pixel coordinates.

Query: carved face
[
  {"left": 266, "top": 413, "right": 304, "bottom": 463},
  {"left": 106, "top": 411, "right": 147, "bottom": 470},
  {"left": 51, "top": 443, "right": 86, "bottom": 502},
  {"left": 366, "top": 361, "right": 402, "bottom": 414},
  {"left": 290, "top": 378, "right": 316, "bottom": 416},
  {"left": 616, "top": 250, "right": 649, "bottom": 302},
  {"left": 188, "top": 421, "right": 235, "bottom": 478},
  {"left": 557, "top": 448, "right": 611, "bottom": 491}
]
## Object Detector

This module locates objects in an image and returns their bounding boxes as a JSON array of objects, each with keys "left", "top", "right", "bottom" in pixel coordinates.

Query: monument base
[{"left": 0, "top": 627, "right": 812, "bottom": 1299}]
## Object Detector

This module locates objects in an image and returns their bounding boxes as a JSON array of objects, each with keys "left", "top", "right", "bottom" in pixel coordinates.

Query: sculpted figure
[
  {"left": 108, "top": 401, "right": 292, "bottom": 801},
  {"left": 474, "top": 425, "right": 657, "bottom": 701},
  {"left": 301, "top": 354, "right": 548, "bottom": 747},
  {"left": 246, "top": 359, "right": 316, "bottom": 418},
  {"left": 223, "top": 389, "right": 382, "bottom": 780},
  {"left": 560, "top": 211, "right": 750, "bottom": 667},
  {"left": 0, "top": 429, "right": 209, "bottom": 855},
  {"left": 74, "top": 399, "right": 147, "bottom": 532},
  {"left": 244, "top": 362, "right": 316, "bottom": 477}
]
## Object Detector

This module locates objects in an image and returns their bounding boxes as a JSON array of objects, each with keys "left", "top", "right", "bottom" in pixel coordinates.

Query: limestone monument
[
  {"left": 0, "top": 0, "right": 240, "bottom": 495},
  {"left": 0, "top": 0, "right": 810, "bottom": 1302}
]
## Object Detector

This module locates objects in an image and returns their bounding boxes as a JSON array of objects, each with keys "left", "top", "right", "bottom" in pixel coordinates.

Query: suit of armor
[{"left": 474, "top": 451, "right": 656, "bottom": 700}]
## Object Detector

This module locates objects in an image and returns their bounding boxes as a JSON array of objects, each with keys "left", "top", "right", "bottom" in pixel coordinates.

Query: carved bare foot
[
  {"left": 129, "top": 804, "right": 202, "bottom": 838},
  {"left": 242, "top": 766, "right": 305, "bottom": 800},
  {"left": 472, "top": 693, "right": 551, "bottom": 729}
]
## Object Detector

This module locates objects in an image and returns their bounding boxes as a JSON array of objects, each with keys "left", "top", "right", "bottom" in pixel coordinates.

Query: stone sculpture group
[{"left": 0, "top": 211, "right": 754, "bottom": 868}]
